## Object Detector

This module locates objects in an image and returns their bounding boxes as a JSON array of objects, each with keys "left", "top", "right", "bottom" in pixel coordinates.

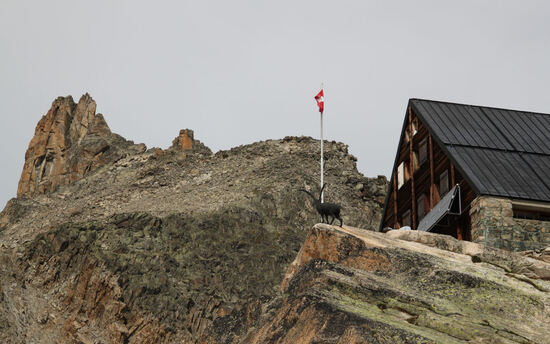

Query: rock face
[
  {"left": 1, "top": 94, "right": 388, "bottom": 343},
  {"left": 244, "top": 224, "right": 550, "bottom": 343},
  {"left": 17, "top": 94, "right": 144, "bottom": 197}
]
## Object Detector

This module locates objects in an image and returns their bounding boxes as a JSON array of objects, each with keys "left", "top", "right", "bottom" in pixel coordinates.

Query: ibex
[{"left": 300, "top": 183, "right": 343, "bottom": 226}]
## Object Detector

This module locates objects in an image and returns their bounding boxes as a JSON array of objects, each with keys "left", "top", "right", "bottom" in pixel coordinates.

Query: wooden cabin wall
[{"left": 382, "top": 107, "right": 476, "bottom": 240}]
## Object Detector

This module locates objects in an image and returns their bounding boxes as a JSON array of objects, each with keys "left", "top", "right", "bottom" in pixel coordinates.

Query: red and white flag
[{"left": 314, "top": 89, "right": 324, "bottom": 113}]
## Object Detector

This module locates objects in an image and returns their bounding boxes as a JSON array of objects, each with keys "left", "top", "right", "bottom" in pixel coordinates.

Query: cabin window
[
  {"left": 513, "top": 210, "right": 537, "bottom": 220},
  {"left": 439, "top": 170, "right": 449, "bottom": 196},
  {"left": 402, "top": 210, "right": 411, "bottom": 227},
  {"left": 417, "top": 194, "right": 426, "bottom": 221},
  {"left": 418, "top": 138, "right": 427, "bottom": 165},
  {"left": 412, "top": 118, "right": 418, "bottom": 137},
  {"left": 397, "top": 162, "right": 405, "bottom": 188},
  {"left": 404, "top": 119, "right": 418, "bottom": 142},
  {"left": 397, "top": 161, "right": 410, "bottom": 189},
  {"left": 513, "top": 207, "right": 550, "bottom": 222}
]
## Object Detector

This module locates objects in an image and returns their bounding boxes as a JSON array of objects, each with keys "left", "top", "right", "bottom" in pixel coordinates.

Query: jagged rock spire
[{"left": 17, "top": 94, "right": 144, "bottom": 196}]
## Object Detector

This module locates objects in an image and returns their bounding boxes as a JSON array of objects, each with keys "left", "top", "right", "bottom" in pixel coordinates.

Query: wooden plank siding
[
  {"left": 382, "top": 107, "right": 476, "bottom": 240},
  {"left": 408, "top": 107, "right": 417, "bottom": 229}
]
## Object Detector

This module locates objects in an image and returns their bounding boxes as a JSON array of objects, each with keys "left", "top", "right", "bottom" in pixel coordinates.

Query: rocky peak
[
  {"left": 17, "top": 94, "right": 145, "bottom": 197},
  {"left": 168, "top": 128, "right": 212, "bottom": 157},
  {"left": 172, "top": 129, "right": 194, "bottom": 151}
]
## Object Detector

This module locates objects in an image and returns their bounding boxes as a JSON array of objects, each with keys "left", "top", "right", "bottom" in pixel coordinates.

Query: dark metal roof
[{"left": 411, "top": 99, "right": 550, "bottom": 202}]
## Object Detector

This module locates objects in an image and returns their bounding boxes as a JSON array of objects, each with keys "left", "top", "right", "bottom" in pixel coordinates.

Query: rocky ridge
[{"left": 0, "top": 94, "right": 387, "bottom": 343}]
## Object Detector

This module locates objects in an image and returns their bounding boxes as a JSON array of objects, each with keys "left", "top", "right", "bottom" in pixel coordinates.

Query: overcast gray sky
[{"left": 2, "top": 1, "right": 550, "bottom": 209}]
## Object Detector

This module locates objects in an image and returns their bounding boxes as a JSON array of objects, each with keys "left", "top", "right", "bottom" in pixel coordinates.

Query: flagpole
[
  {"left": 320, "top": 83, "right": 324, "bottom": 203},
  {"left": 320, "top": 110, "right": 324, "bottom": 203}
]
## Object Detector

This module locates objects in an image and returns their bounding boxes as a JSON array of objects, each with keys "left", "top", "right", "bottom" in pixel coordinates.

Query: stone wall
[{"left": 469, "top": 196, "right": 550, "bottom": 251}]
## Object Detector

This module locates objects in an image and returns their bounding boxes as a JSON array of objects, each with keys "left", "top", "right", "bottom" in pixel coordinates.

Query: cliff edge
[{"left": 244, "top": 224, "right": 550, "bottom": 343}]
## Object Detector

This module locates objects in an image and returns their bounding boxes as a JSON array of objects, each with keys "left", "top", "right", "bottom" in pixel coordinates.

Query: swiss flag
[{"left": 314, "top": 89, "right": 324, "bottom": 113}]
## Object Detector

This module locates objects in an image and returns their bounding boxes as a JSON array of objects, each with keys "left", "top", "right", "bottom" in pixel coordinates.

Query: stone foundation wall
[{"left": 469, "top": 196, "right": 550, "bottom": 251}]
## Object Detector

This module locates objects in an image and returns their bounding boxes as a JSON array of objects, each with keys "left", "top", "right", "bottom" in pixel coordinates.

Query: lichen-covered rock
[
  {"left": 244, "top": 224, "right": 550, "bottom": 343},
  {"left": 17, "top": 94, "right": 145, "bottom": 196}
]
